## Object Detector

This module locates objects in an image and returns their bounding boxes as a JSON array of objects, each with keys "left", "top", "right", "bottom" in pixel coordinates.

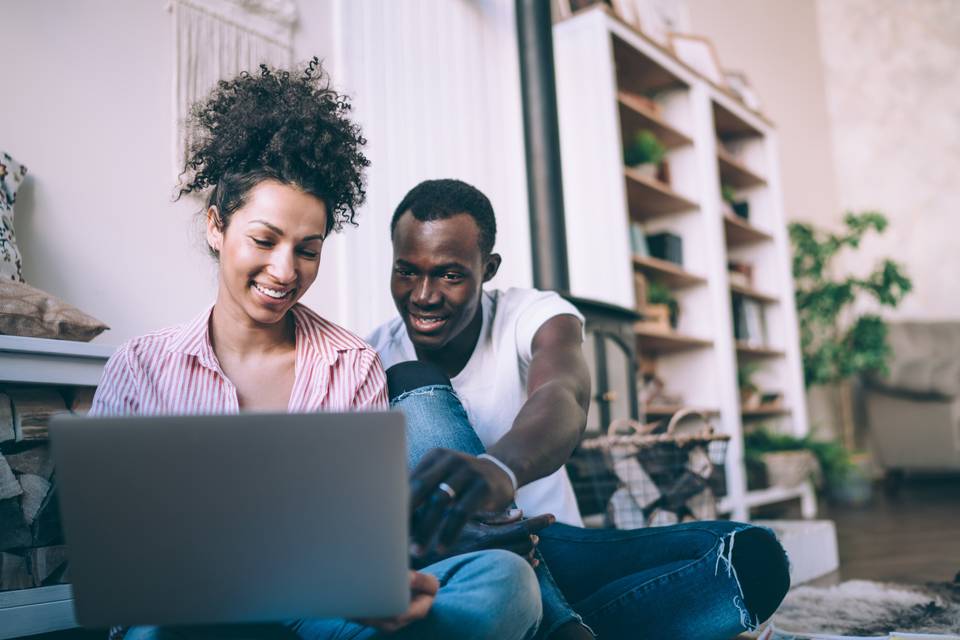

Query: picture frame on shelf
[
  {"left": 610, "top": 0, "right": 643, "bottom": 31},
  {"left": 668, "top": 33, "right": 725, "bottom": 87},
  {"left": 723, "top": 71, "right": 762, "bottom": 112}
]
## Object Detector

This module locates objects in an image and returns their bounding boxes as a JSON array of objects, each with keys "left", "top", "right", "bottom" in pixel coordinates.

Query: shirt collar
[
  {"left": 166, "top": 304, "right": 220, "bottom": 370},
  {"left": 166, "top": 303, "right": 357, "bottom": 369}
]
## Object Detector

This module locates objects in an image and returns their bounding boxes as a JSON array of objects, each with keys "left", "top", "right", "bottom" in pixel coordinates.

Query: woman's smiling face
[{"left": 206, "top": 180, "right": 328, "bottom": 326}]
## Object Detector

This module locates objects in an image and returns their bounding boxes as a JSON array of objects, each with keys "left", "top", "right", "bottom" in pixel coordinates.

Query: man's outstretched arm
[
  {"left": 486, "top": 313, "right": 591, "bottom": 487},
  {"left": 409, "top": 313, "right": 590, "bottom": 551}
]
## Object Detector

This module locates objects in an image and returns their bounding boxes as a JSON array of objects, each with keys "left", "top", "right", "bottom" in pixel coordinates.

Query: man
[{"left": 368, "top": 179, "right": 792, "bottom": 639}]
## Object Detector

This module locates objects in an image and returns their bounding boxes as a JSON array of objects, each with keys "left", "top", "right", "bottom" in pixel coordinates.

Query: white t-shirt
[{"left": 367, "top": 288, "right": 585, "bottom": 526}]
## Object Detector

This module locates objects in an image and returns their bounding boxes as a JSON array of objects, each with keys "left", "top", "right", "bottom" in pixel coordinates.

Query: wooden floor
[{"left": 810, "top": 474, "right": 960, "bottom": 586}]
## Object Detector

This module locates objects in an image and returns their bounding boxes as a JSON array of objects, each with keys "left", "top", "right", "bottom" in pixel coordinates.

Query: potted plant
[
  {"left": 789, "top": 211, "right": 911, "bottom": 503},
  {"left": 789, "top": 211, "right": 912, "bottom": 449},
  {"left": 742, "top": 428, "right": 868, "bottom": 502},
  {"left": 738, "top": 363, "right": 761, "bottom": 408},
  {"left": 624, "top": 130, "right": 667, "bottom": 181},
  {"left": 645, "top": 281, "right": 679, "bottom": 330}
]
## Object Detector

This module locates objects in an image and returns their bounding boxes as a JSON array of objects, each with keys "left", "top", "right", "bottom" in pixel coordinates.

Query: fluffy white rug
[{"left": 767, "top": 579, "right": 960, "bottom": 635}]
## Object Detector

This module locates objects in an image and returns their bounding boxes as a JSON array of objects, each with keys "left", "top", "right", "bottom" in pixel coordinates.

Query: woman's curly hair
[{"left": 177, "top": 58, "right": 368, "bottom": 236}]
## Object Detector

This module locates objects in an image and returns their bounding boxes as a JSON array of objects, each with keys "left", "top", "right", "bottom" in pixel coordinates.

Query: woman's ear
[
  {"left": 482, "top": 253, "right": 502, "bottom": 283},
  {"left": 205, "top": 206, "right": 224, "bottom": 255}
]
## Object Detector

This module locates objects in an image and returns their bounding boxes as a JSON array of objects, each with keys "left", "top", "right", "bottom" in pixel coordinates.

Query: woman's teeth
[{"left": 254, "top": 283, "right": 292, "bottom": 299}]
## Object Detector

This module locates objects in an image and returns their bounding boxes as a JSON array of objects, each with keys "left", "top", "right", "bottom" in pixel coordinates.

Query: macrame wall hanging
[{"left": 170, "top": 0, "right": 297, "bottom": 178}]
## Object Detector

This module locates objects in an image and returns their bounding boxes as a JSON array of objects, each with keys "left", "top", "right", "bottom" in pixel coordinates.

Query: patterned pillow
[
  {"left": 0, "top": 280, "right": 109, "bottom": 342},
  {"left": 0, "top": 151, "right": 28, "bottom": 282}
]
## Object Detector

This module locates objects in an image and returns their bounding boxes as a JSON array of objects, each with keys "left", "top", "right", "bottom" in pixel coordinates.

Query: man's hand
[
  {"left": 412, "top": 510, "right": 555, "bottom": 568},
  {"left": 410, "top": 448, "right": 516, "bottom": 553},
  {"left": 356, "top": 571, "right": 439, "bottom": 634}
]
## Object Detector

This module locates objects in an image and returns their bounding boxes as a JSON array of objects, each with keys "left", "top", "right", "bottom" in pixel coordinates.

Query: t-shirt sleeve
[
  {"left": 89, "top": 345, "right": 141, "bottom": 417},
  {"left": 513, "top": 290, "right": 586, "bottom": 364},
  {"left": 352, "top": 349, "right": 390, "bottom": 410}
]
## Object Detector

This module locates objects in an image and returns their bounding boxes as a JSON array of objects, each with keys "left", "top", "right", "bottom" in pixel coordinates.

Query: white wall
[
  {"left": 685, "top": 0, "right": 841, "bottom": 228},
  {"left": 686, "top": 0, "right": 960, "bottom": 322},
  {"left": 816, "top": 0, "right": 960, "bottom": 320},
  {"left": 1, "top": 0, "right": 532, "bottom": 344},
  {"left": 333, "top": 0, "right": 534, "bottom": 336}
]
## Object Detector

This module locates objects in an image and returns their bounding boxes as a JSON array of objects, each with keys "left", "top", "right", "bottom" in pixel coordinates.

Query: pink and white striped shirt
[{"left": 90, "top": 304, "right": 388, "bottom": 416}]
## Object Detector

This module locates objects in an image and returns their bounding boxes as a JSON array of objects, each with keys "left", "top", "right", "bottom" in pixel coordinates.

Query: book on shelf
[
  {"left": 630, "top": 222, "right": 649, "bottom": 257},
  {"left": 732, "top": 297, "right": 767, "bottom": 346}
]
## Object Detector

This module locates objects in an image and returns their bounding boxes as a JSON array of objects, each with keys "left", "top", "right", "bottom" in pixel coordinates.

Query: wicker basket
[{"left": 568, "top": 409, "right": 730, "bottom": 529}]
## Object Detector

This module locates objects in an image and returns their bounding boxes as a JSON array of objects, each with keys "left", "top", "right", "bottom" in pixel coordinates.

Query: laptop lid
[{"left": 49, "top": 412, "right": 409, "bottom": 627}]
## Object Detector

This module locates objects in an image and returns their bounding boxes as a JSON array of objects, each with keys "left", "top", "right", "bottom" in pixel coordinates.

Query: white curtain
[{"left": 171, "top": 0, "right": 297, "bottom": 176}]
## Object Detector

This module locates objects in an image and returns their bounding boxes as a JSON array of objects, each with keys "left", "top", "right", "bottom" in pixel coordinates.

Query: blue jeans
[
  {"left": 388, "top": 362, "right": 790, "bottom": 640},
  {"left": 125, "top": 549, "right": 541, "bottom": 640}
]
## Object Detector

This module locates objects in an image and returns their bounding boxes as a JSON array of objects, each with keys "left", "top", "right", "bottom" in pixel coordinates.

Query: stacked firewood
[{"left": 0, "top": 385, "right": 95, "bottom": 592}]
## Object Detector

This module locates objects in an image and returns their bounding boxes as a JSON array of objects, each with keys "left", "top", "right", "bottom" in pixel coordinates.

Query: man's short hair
[{"left": 390, "top": 179, "right": 497, "bottom": 255}]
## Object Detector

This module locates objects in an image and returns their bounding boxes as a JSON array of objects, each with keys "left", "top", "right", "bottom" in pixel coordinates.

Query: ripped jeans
[{"left": 388, "top": 362, "right": 790, "bottom": 639}]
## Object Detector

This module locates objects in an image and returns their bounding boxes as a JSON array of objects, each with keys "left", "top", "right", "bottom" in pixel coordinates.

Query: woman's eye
[
  {"left": 298, "top": 249, "right": 319, "bottom": 259},
  {"left": 251, "top": 238, "right": 273, "bottom": 248}
]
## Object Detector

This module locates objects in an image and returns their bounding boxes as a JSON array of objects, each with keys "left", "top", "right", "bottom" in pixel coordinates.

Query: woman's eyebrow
[{"left": 250, "top": 219, "right": 324, "bottom": 242}]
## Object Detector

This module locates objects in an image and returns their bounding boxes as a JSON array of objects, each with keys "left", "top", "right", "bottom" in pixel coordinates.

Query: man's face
[{"left": 390, "top": 212, "right": 498, "bottom": 351}]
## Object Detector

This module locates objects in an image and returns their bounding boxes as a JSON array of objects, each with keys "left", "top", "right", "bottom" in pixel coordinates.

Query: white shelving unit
[
  {"left": 0, "top": 336, "right": 112, "bottom": 638},
  {"left": 553, "top": 5, "right": 809, "bottom": 521}
]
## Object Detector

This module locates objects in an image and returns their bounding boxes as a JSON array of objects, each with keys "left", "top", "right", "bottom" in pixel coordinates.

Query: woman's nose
[{"left": 268, "top": 249, "right": 296, "bottom": 282}]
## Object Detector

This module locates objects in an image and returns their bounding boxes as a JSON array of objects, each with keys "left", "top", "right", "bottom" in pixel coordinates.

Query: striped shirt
[{"left": 90, "top": 304, "right": 388, "bottom": 416}]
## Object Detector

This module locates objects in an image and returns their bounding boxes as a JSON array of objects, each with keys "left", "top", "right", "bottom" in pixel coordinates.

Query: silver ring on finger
[{"left": 437, "top": 482, "right": 457, "bottom": 501}]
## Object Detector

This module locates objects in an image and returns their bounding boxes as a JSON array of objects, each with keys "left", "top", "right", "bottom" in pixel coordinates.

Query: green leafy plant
[
  {"left": 624, "top": 130, "right": 666, "bottom": 167},
  {"left": 646, "top": 281, "right": 680, "bottom": 328},
  {"left": 789, "top": 211, "right": 912, "bottom": 387},
  {"left": 721, "top": 184, "right": 738, "bottom": 204},
  {"left": 737, "top": 362, "right": 759, "bottom": 392}
]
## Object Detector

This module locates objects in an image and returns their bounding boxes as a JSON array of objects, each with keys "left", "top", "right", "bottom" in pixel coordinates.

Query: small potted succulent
[
  {"left": 721, "top": 184, "right": 750, "bottom": 219},
  {"left": 624, "top": 130, "right": 667, "bottom": 182},
  {"left": 645, "top": 281, "right": 680, "bottom": 330}
]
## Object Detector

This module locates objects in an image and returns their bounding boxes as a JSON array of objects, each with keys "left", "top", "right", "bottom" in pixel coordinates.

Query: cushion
[
  {"left": 0, "top": 280, "right": 109, "bottom": 342},
  {"left": 0, "top": 151, "right": 28, "bottom": 282},
  {"left": 867, "top": 321, "right": 960, "bottom": 397}
]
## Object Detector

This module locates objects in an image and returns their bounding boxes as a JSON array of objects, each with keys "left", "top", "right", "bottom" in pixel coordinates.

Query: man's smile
[{"left": 408, "top": 311, "right": 451, "bottom": 334}]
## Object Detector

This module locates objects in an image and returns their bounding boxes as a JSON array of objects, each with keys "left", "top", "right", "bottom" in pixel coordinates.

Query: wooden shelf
[
  {"left": 736, "top": 342, "right": 785, "bottom": 359},
  {"left": 635, "top": 326, "right": 712, "bottom": 354},
  {"left": 730, "top": 282, "right": 779, "bottom": 304},
  {"left": 625, "top": 168, "right": 699, "bottom": 221},
  {"left": 741, "top": 405, "right": 791, "bottom": 418},
  {"left": 723, "top": 214, "right": 773, "bottom": 247},
  {"left": 717, "top": 482, "right": 817, "bottom": 519},
  {"left": 618, "top": 91, "right": 693, "bottom": 149},
  {"left": 713, "top": 100, "right": 763, "bottom": 139},
  {"left": 644, "top": 405, "right": 721, "bottom": 418},
  {"left": 717, "top": 148, "right": 767, "bottom": 189},
  {"left": 612, "top": 34, "right": 688, "bottom": 96},
  {"left": 0, "top": 335, "right": 113, "bottom": 386},
  {"left": 633, "top": 255, "right": 706, "bottom": 289}
]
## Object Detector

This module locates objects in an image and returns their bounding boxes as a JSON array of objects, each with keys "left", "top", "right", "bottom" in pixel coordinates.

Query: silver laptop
[{"left": 49, "top": 412, "right": 410, "bottom": 628}]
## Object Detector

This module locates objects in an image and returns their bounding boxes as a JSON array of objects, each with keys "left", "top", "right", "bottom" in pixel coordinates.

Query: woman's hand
[
  {"left": 412, "top": 510, "right": 555, "bottom": 569},
  {"left": 409, "top": 448, "right": 517, "bottom": 553},
  {"left": 355, "top": 571, "right": 439, "bottom": 633}
]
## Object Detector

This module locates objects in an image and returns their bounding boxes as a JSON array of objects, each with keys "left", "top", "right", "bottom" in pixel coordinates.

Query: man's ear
[
  {"left": 482, "top": 253, "right": 502, "bottom": 283},
  {"left": 205, "top": 206, "right": 224, "bottom": 255}
]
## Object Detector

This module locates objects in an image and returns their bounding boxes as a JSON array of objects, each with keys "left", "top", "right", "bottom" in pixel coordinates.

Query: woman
[{"left": 90, "top": 60, "right": 542, "bottom": 640}]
